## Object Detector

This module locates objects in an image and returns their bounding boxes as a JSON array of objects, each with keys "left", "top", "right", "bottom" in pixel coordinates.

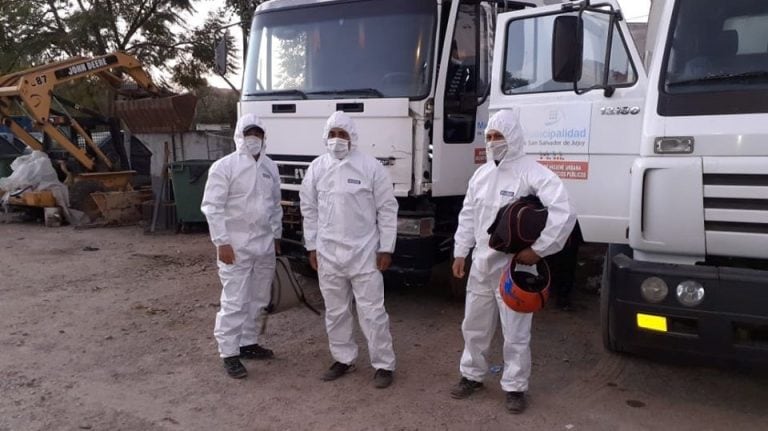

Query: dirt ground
[{"left": 1, "top": 224, "right": 767, "bottom": 431}]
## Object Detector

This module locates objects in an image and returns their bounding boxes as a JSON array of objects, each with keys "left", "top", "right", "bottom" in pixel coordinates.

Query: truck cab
[
  {"left": 492, "top": 0, "right": 768, "bottom": 362},
  {"left": 240, "top": 0, "right": 532, "bottom": 281}
]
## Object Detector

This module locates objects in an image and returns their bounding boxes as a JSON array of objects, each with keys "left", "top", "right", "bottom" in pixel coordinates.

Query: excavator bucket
[
  {"left": 89, "top": 190, "right": 146, "bottom": 225},
  {"left": 114, "top": 93, "right": 198, "bottom": 133}
]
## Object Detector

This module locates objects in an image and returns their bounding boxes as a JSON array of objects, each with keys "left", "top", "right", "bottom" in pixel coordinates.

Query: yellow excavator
[{"left": 0, "top": 52, "right": 195, "bottom": 223}]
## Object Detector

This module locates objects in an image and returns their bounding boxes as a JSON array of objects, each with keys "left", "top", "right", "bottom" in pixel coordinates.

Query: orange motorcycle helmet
[{"left": 498, "top": 259, "right": 551, "bottom": 313}]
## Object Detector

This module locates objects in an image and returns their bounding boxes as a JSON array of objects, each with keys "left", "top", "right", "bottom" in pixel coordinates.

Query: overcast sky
[{"left": 191, "top": 0, "right": 651, "bottom": 88}]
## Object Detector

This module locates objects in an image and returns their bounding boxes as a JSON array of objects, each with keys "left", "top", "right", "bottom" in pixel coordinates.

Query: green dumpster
[
  {"left": 0, "top": 154, "right": 18, "bottom": 179},
  {"left": 169, "top": 159, "right": 214, "bottom": 229}
]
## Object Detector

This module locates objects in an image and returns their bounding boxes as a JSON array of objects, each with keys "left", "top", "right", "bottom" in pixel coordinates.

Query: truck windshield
[
  {"left": 243, "top": 0, "right": 436, "bottom": 100},
  {"left": 660, "top": 0, "right": 768, "bottom": 115}
]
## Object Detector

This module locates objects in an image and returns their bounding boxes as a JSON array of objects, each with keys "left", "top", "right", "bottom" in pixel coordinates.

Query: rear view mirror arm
[{"left": 573, "top": 2, "right": 622, "bottom": 97}]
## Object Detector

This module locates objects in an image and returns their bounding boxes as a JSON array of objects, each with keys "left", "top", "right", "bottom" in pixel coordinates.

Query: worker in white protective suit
[
  {"left": 450, "top": 108, "right": 577, "bottom": 414},
  {"left": 201, "top": 113, "right": 282, "bottom": 379},
  {"left": 299, "top": 111, "right": 398, "bottom": 389}
]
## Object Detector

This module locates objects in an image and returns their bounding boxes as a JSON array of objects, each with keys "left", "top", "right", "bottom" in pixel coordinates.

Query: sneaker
[
  {"left": 321, "top": 361, "right": 355, "bottom": 381},
  {"left": 223, "top": 356, "right": 247, "bottom": 379},
  {"left": 240, "top": 344, "right": 274, "bottom": 360},
  {"left": 450, "top": 377, "right": 484, "bottom": 399},
  {"left": 505, "top": 391, "right": 527, "bottom": 414},
  {"left": 373, "top": 369, "right": 394, "bottom": 389}
]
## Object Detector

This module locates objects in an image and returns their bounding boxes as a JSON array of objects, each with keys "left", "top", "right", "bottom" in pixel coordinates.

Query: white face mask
[
  {"left": 486, "top": 139, "right": 508, "bottom": 162},
  {"left": 327, "top": 137, "right": 350, "bottom": 160},
  {"left": 243, "top": 136, "right": 263, "bottom": 155}
]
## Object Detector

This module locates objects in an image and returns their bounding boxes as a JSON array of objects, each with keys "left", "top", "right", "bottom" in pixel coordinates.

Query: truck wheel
[{"left": 601, "top": 244, "right": 632, "bottom": 353}]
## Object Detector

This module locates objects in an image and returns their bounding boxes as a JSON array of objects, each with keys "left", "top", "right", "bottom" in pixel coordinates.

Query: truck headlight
[
  {"left": 640, "top": 277, "right": 668, "bottom": 303},
  {"left": 397, "top": 217, "right": 434, "bottom": 237},
  {"left": 676, "top": 281, "right": 705, "bottom": 307}
]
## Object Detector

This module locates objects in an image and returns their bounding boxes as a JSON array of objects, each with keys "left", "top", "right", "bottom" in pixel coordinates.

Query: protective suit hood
[
  {"left": 234, "top": 113, "right": 266, "bottom": 155},
  {"left": 323, "top": 111, "right": 359, "bottom": 149},
  {"left": 485, "top": 108, "right": 525, "bottom": 162}
]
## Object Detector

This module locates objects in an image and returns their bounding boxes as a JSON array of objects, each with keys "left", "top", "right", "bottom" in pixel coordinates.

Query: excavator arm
[{"left": 0, "top": 52, "right": 166, "bottom": 171}]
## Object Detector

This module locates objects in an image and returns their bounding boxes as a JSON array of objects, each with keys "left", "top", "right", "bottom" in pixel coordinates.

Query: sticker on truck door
[
  {"left": 520, "top": 105, "right": 592, "bottom": 180},
  {"left": 537, "top": 154, "right": 589, "bottom": 180},
  {"left": 474, "top": 148, "right": 487, "bottom": 164}
]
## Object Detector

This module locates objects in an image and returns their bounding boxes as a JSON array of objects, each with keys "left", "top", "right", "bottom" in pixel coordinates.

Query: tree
[
  {"left": 0, "top": 1, "right": 55, "bottom": 73},
  {"left": 1, "top": 0, "right": 238, "bottom": 90},
  {"left": 194, "top": 86, "right": 239, "bottom": 126},
  {"left": 277, "top": 33, "right": 307, "bottom": 89},
  {"left": 224, "top": 0, "right": 268, "bottom": 61}
]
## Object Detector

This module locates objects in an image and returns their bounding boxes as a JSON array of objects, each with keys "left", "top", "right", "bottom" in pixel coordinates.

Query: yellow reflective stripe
[{"left": 637, "top": 313, "right": 668, "bottom": 332}]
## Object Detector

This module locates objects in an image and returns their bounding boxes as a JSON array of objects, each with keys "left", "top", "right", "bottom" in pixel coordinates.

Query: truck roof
[
  {"left": 256, "top": 0, "right": 360, "bottom": 13},
  {"left": 256, "top": 0, "right": 560, "bottom": 14}
]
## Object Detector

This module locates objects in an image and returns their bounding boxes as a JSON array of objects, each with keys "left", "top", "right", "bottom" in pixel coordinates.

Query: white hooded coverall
[
  {"left": 300, "top": 111, "right": 398, "bottom": 371},
  {"left": 201, "top": 113, "right": 283, "bottom": 358},
  {"left": 454, "top": 108, "right": 577, "bottom": 392}
]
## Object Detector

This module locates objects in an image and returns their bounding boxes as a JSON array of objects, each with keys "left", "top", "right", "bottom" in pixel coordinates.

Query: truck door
[
  {"left": 490, "top": 2, "right": 648, "bottom": 244},
  {"left": 431, "top": 0, "right": 492, "bottom": 197}
]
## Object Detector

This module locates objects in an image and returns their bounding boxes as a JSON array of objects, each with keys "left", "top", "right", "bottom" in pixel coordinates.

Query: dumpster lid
[{"left": 169, "top": 159, "right": 216, "bottom": 167}]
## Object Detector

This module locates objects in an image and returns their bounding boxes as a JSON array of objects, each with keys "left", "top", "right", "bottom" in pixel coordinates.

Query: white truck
[
  {"left": 492, "top": 0, "right": 768, "bottom": 362},
  {"left": 239, "top": 0, "right": 768, "bottom": 361},
  {"left": 239, "top": 0, "right": 505, "bottom": 287}
]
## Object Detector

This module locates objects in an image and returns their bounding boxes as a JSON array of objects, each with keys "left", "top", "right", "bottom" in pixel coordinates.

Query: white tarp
[{"left": 0, "top": 151, "right": 71, "bottom": 215}]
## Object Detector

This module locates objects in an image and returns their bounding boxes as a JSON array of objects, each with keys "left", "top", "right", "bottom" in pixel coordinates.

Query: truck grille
[
  {"left": 703, "top": 174, "right": 768, "bottom": 258},
  {"left": 277, "top": 163, "right": 309, "bottom": 186},
  {"left": 271, "top": 157, "right": 313, "bottom": 187}
]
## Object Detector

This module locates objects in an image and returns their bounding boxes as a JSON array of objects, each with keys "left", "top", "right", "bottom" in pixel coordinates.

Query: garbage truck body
[
  {"left": 240, "top": 0, "right": 768, "bottom": 362},
  {"left": 491, "top": 0, "right": 768, "bottom": 362},
  {"left": 240, "top": 0, "right": 509, "bottom": 282}
]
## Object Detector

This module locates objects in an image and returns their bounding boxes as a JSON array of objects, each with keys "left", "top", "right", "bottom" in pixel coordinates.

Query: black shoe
[
  {"left": 240, "top": 344, "right": 274, "bottom": 360},
  {"left": 223, "top": 356, "right": 247, "bottom": 379},
  {"left": 321, "top": 361, "right": 355, "bottom": 381},
  {"left": 450, "top": 377, "right": 484, "bottom": 399},
  {"left": 373, "top": 369, "right": 394, "bottom": 389},
  {"left": 505, "top": 391, "right": 527, "bottom": 414}
]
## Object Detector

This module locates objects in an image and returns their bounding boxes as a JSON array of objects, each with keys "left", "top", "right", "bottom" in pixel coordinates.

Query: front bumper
[{"left": 608, "top": 254, "right": 768, "bottom": 363}]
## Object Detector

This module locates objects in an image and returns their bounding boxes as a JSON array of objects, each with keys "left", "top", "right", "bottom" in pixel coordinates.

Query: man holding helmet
[{"left": 450, "top": 108, "right": 577, "bottom": 413}]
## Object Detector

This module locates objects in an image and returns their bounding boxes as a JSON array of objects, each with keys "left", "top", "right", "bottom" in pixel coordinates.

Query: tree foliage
[
  {"left": 194, "top": 86, "right": 239, "bottom": 126},
  {"left": 277, "top": 33, "right": 307, "bottom": 89},
  {"left": 0, "top": 1, "right": 54, "bottom": 72},
  {"left": 224, "top": 0, "right": 267, "bottom": 58},
  {"left": 0, "top": 0, "right": 238, "bottom": 90}
]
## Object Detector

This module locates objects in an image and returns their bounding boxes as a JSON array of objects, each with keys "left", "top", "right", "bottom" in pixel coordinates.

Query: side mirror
[
  {"left": 551, "top": 16, "right": 583, "bottom": 83},
  {"left": 214, "top": 37, "right": 229, "bottom": 76}
]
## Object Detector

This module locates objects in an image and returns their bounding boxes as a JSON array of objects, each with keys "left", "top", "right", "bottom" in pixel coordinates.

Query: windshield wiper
[
  {"left": 668, "top": 71, "right": 768, "bottom": 87},
  {"left": 244, "top": 89, "right": 307, "bottom": 99},
  {"left": 306, "top": 88, "right": 384, "bottom": 98}
]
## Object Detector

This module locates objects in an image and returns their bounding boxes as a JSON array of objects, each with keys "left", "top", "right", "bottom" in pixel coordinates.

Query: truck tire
[{"left": 601, "top": 244, "right": 632, "bottom": 353}]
